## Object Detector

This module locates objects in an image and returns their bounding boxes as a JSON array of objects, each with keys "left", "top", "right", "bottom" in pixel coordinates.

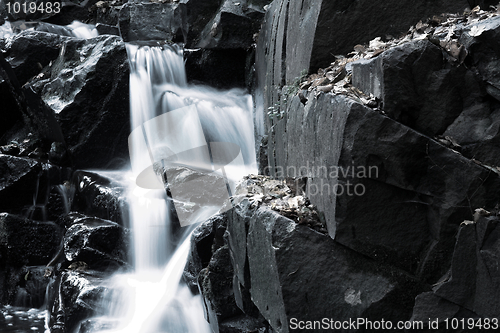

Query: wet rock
[
  {"left": 185, "top": 214, "right": 227, "bottom": 293},
  {"left": 219, "top": 314, "right": 271, "bottom": 333},
  {"left": 4, "top": 30, "right": 71, "bottom": 86},
  {"left": 0, "top": 213, "right": 62, "bottom": 267},
  {"left": 267, "top": 93, "right": 500, "bottom": 282},
  {"left": 95, "top": 23, "right": 120, "bottom": 36},
  {"left": 118, "top": 2, "right": 188, "bottom": 43},
  {"left": 0, "top": 57, "right": 24, "bottom": 143},
  {"left": 162, "top": 166, "right": 232, "bottom": 227},
  {"left": 225, "top": 200, "right": 421, "bottom": 333},
  {"left": 15, "top": 266, "right": 52, "bottom": 308},
  {"left": 184, "top": 48, "right": 247, "bottom": 89},
  {"left": 33, "top": 35, "right": 130, "bottom": 169},
  {"left": 48, "top": 270, "right": 109, "bottom": 333},
  {"left": 63, "top": 214, "right": 129, "bottom": 271},
  {"left": 0, "top": 155, "right": 42, "bottom": 214},
  {"left": 183, "top": 0, "right": 223, "bottom": 47},
  {"left": 0, "top": 53, "right": 64, "bottom": 150},
  {"left": 199, "top": 245, "right": 242, "bottom": 333},
  {"left": 71, "top": 171, "right": 127, "bottom": 225},
  {"left": 196, "top": 0, "right": 256, "bottom": 49},
  {"left": 435, "top": 214, "right": 500, "bottom": 318}
]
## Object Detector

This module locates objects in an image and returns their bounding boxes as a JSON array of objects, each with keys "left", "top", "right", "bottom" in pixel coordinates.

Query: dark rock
[
  {"left": 225, "top": 200, "right": 421, "bottom": 333},
  {"left": 0, "top": 213, "right": 62, "bottom": 267},
  {"left": 184, "top": 214, "right": 227, "bottom": 293},
  {"left": 183, "top": 0, "right": 223, "bottom": 47},
  {"left": 0, "top": 53, "right": 64, "bottom": 150},
  {"left": 219, "top": 314, "right": 271, "bottom": 333},
  {"left": 48, "top": 270, "right": 109, "bottom": 333},
  {"left": 267, "top": 93, "right": 500, "bottom": 282},
  {"left": 42, "top": 1, "right": 90, "bottom": 26},
  {"left": 257, "top": 135, "right": 269, "bottom": 175},
  {"left": 185, "top": 48, "right": 247, "bottom": 89},
  {"left": 0, "top": 55, "right": 25, "bottom": 145},
  {"left": 0, "top": 154, "right": 71, "bottom": 217},
  {"left": 0, "top": 155, "right": 42, "bottom": 214},
  {"left": 15, "top": 266, "right": 52, "bottom": 308},
  {"left": 468, "top": 0, "right": 499, "bottom": 10},
  {"left": 352, "top": 39, "right": 485, "bottom": 137},
  {"left": 310, "top": 0, "right": 470, "bottom": 71},
  {"left": 118, "top": 2, "right": 188, "bottom": 43},
  {"left": 71, "top": 171, "right": 127, "bottom": 225},
  {"left": 435, "top": 214, "right": 500, "bottom": 318},
  {"left": 410, "top": 291, "right": 481, "bottom": 332},
  {"left": 199, "top": 245, "right": 242, "bottom": 333},
  {"left": 255, "top": 0, "right": 471, "bottom": 133},
  {"left": 4, "top": 30, "right": 71, "bottom": 87},
  {"left": 196, "top": 0, "right": 255, "bottom": 49},
  {"left": 437, "top": 16, "right": 500, "bottom": 167},
  {"left": 34, "top": 35, "right": 130, "bottom": 169},
  {"left": 95, "top": 23, "right": 120, "bottom": 36},
  {"left": 63, "top": 214, "right": 129, "bottom": 271}
]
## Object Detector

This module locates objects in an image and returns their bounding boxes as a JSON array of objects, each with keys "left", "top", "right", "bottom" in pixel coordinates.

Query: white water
[{"left": 88, "top": 42, "right": 257, "bottom": 333}]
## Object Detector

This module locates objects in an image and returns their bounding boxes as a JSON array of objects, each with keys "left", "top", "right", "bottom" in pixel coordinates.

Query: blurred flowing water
[
  {"left": 87, "top": 42, "right": 257, "bottom": 333},
  {"left": 0, "top": 18, "right": 257, "bottom": 331}
]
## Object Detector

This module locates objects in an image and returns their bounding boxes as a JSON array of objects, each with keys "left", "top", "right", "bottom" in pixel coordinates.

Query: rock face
[
  {"left": 118, "top": 2, "right": 188, "bottom": 43},
  {"left": 32, "top": 34, "right": 130, "bottom": 169},
  {"left": 188, "top": 196, "right": 423, "bottom": 333},
  {"left": 255, "top": 0, "right": 471, "bottom": 135},
  {"left": 248, "top": 1, "right": 500, "bottom": 332}
]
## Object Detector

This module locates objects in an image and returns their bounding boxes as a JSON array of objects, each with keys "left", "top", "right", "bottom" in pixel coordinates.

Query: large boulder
[
  {"left": 47, "top": 270, "right": 109, "bottom": 333},
  {"left": 118, "top": 2, "right": 188, "bottom": 43},
  {"left": 434, "top": 213, "right": 500, "bottom": 318},
  {"left": 0, "top": 213, "right": 62, "bottom": 267},
  {"left": 63, "top": 213, "right": 129, "bottom": 271},
  {"left": 3, "top": 30, "right": 71, "bottom": 85},
  {"left": 351, "top": 15, "right": 500, "bottom": 167},
  {"left": 196, "top": 0, "right": 264, "bottom": 49},
  {"left": 194, "top": 200, "right": 423, "bottom": 333},
  {"left": 0, "top": 53, "right": 65, "bottom": 151},
  {"left": 267, "top": 92, "right": 500, "bottom": 282},
  {"left": 71, "top": 171, "right": 128, "bottom": 225},
  {"left": 33, "top": 35, "right": 130, "bottom": 169},
  {"left": 352, "top": 40, "right": 484, "bottom": 137}
]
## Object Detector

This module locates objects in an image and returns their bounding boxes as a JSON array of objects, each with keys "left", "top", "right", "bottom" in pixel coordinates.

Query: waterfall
[{"left": 88, "top": 42, "right": 257, "bottom": 333}]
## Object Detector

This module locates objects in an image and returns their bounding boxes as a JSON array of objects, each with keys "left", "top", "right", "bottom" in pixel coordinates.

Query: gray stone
[
  {"left": 63, "top": 214, "right": 129, "bottom": 271},
  {"left": 267, "top": 92, "right": 500, "bottom": 281},
  {"left": 4, "top": 31, "right": 71, "bottom": 85},
  {"left": 226, "top": 201, "right": 420, "bottom": 333},
  {"left": 71, "top": 171, "right": 128, "bottom": 226},
  {"left": 34, "top": 35, "right": 130, "bottom": 169},
  {"left": 435, "top": 215, "right": 500, "bottom": 318},
  {"left": 118, "top": 2, "right": 188, "bottom": 43},
  {"left": 352, "top": 39, "right": 484, "bottom": 137}
]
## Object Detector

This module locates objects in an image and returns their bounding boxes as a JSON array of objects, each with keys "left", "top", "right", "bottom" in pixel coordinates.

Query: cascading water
[{"left": 86, "top": 42, "right": 257, "bottom": 333}]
